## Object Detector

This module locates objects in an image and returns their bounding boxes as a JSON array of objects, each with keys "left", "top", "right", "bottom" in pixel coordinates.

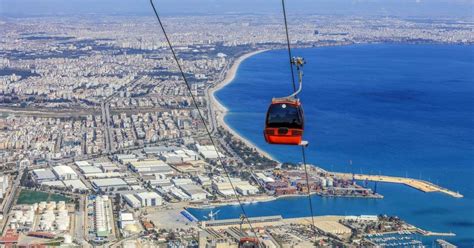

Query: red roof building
[{"left": 0, "top": 229, "right": 19, "bottom": 246}]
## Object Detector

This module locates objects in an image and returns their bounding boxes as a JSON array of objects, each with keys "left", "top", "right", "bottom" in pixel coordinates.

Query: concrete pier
[{"left": 332, "top": 173, "right": 463, "bottom": 198}]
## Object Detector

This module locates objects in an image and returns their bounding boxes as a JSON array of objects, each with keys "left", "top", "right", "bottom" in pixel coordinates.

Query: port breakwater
[{"left": 332, "top": 173, "right": 463, "bottom": 198}]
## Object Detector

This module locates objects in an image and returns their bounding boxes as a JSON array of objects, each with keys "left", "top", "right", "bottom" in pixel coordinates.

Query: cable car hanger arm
[{"left": 275, "top": 57, "right": 305, "bottom": 101}]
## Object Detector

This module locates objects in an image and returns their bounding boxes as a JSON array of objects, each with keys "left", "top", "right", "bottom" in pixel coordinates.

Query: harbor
[
  {"left": 332, "top": 172, "right": 463, "bottom": 198},
  {"left": 187, "top": 211, "right": 458, "bottom": 247},
  {"left": 365, "top": 232, "right": 424, "bottom": 247}
]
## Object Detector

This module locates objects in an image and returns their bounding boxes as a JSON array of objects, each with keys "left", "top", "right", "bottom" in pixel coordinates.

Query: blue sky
[{"left": 1, "top": 0, "right": 473, "bottom": 18}]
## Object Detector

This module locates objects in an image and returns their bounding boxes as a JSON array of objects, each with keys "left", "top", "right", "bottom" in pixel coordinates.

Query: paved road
[
  {"left": 101, "top": 101, "right": 111, "bottom": 153},
  {"left": 206, "top": 61, "right": 230, "bottom": 135},
  {"left": 0, "top": 165, "right": 24, "bottom": 233},
  {"left": 202, "top": 60, "right": 247, "bottom": 164},
  {"left": 105, "top": 102, "right": 114, "bottom": 153},
  {"left": 1, "top": 168, "right": 22, "bottom": 214},
  {"left": 74, "top": 195, "right": 88, "bottom": 245}
]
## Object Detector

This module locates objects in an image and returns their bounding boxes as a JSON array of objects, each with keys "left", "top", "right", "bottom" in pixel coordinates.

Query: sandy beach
[{"left": 208, "top": 49, "right": 278, "bottom": 161}]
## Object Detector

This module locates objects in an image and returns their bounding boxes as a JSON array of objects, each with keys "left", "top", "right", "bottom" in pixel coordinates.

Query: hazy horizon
[{"left": 1, "top": 0, "right": 473, "bottom": 18}]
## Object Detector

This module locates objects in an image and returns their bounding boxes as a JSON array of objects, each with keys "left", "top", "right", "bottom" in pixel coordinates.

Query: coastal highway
[
  {"left": 332, "top": 172, "right": 463, "bottom": 198},
  {"left": 204, "top": 61, "right": 246, "bottom": 163},
  {"left": 205, "top": 85, "right": 218, "bottom": 135},
  {"left": 207, "top": 60, "right": 230, "bottom": 135}
]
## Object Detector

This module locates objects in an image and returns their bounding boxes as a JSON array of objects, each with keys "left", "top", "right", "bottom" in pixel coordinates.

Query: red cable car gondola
[
  {"left": 239, "top": 237, "right": 260, "bottom": 248},
  {"left": 264, "top": 98, "right": 304, "bottom": 145},
  {"left": 264, "top": 57, "right": 306, "bottom": 146}
]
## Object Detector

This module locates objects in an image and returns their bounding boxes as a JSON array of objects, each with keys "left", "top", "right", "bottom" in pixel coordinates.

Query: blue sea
[{"left": 188, "top": 44, "right": 474, "bottom": 247}]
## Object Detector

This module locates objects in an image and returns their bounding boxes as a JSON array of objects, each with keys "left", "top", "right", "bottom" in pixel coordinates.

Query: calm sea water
[{"left": 188, "top": 44, "right": 474, "bottom": 247}]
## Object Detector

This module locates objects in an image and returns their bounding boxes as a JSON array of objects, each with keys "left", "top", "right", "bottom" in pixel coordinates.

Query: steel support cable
[
  {"left": 149, "top": 0, "right": 260, "bottom": 242},
  {"left": 281, "top": 0, "right": 297, "bottom": 93},
  {"left": 281, "top": 0, "right": 317, "bottom": 238},
  {"left": 301, "top": 146, "right": 316, "bottom": 235}
]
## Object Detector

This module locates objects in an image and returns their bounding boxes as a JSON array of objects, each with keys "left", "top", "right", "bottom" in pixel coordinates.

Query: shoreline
[
  {"left": 208, "top": 49, "right": 278, "bottom": 161},
  {"left": 186, "top": 191, "right": 383, "bottom": 210}
]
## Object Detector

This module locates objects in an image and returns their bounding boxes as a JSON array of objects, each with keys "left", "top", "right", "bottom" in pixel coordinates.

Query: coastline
[
  {"left": 208, "top": 49, "right": 278, "bottom": 161},
  {"left": 187, "top": 190, "right": 383, "bottom": 210}
]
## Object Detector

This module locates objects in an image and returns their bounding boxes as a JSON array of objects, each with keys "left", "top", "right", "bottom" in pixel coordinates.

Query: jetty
[
  {"left": 436, "top": 239, "right": 457, "bottom": 248},
  {"left": 332, "top": 172, "right": 463, "bottom": 198}
]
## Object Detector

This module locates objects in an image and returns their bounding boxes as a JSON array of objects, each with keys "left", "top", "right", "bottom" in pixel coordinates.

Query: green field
[{"left": 17, "top": 189, "right": 71, "bottom": 205}]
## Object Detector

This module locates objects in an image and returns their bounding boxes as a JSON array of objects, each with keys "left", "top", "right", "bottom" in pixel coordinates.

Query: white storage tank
[
  {"left": 64, "top": 234, "right": 72, "bottom": 244},
  {"left": 13, "top": 210, "right": 23, "bottom": 219}
]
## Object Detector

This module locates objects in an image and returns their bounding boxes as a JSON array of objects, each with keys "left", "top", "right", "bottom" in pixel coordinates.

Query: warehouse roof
[
  {"left": 53, "top": 165, "right": 76, "bottom": 176},
  {"left": 236, "top": 184, "right": 258, "bottom": 190},
  {"left": 135, "top": 191, "right": 161, "bottom": 200},
  {"left": 41, "top": 180, "right": 65, "bottom": 188},
  {"left": 129, "top": 160, "right": 168, "bottom": 167},
  {"left": 92, "top": 178, "right": 127, "bottom": 187},
  {"left": 83, "top": 172, "right": 122, "bottom": 179},
  {"left": 122, "top": 194, "right": 141, "bottom": 206},
  {"left": 180, "top": 184, "right": 207, "bottom": 195},
  {"left": 171, "top": 178, "right": 193, "bottom": 186},
  {"left": 75, "top": 161, "right": 91, "bottom": 167},
  {"left": 143, "top": 146, "right": 175, "bottom": 154},
  {"left": 32, "top": 168, "right": 56, "bottom": 180},
  {"left": 129, "top": 160, "right": 173, "bottom": 174},
  {"left": 119, "top": 212, "right": 134, "bottom": 222},
  {"left": 79, "top": 166, "right": 103, "bottom": 174},
  {"left": 63, "top": 179, "right": 88, "bottom": 190}
]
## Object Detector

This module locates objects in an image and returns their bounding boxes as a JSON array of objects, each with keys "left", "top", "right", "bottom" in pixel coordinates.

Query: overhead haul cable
[
  {"left": 281, "top": 0, "right": 297, "bottom": 93},
  {"left": 281, "top": 0, "right": 317, "bottom": 236},
  {"left": 149, "top": 0, "right": 260, "bottom": 243}
]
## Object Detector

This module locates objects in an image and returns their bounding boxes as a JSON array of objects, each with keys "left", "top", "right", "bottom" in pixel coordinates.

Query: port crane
[{"left": 203, "top": 209, "right": 220, "bottom": 221}]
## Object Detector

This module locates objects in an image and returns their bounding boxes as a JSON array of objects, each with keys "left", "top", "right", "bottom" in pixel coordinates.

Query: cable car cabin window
[{"left": 266, "top": 103, "right": 303, "bottom": 129}]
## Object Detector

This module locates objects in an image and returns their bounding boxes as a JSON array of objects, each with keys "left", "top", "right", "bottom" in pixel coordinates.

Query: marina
[{"left": 365, "top": 232, "right": 424, "bottom": 247}]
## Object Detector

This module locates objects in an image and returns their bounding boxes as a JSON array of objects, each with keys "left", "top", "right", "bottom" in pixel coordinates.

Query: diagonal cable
[
  {"left": 282, "top": 0, "right": 317, "bottom": 236},
  {"left": 149, "top": 0, "right": 260, "bottom": 242},
  {"left": 301, "top": 146, "right": 316, "bottom": 234},
  {"left": 281, "top": 0, "right": 297, "bottom": 93}
]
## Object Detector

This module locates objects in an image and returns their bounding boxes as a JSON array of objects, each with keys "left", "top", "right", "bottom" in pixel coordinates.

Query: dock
[
  {"left": 413, "top": 226, "right": 456, "bottom": 237},
  {"left": 332, "top": 173, "right": 463, "bottom": 198},
  {"left": 436, "top": 239, "right": 457, "bottom": 248}
]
